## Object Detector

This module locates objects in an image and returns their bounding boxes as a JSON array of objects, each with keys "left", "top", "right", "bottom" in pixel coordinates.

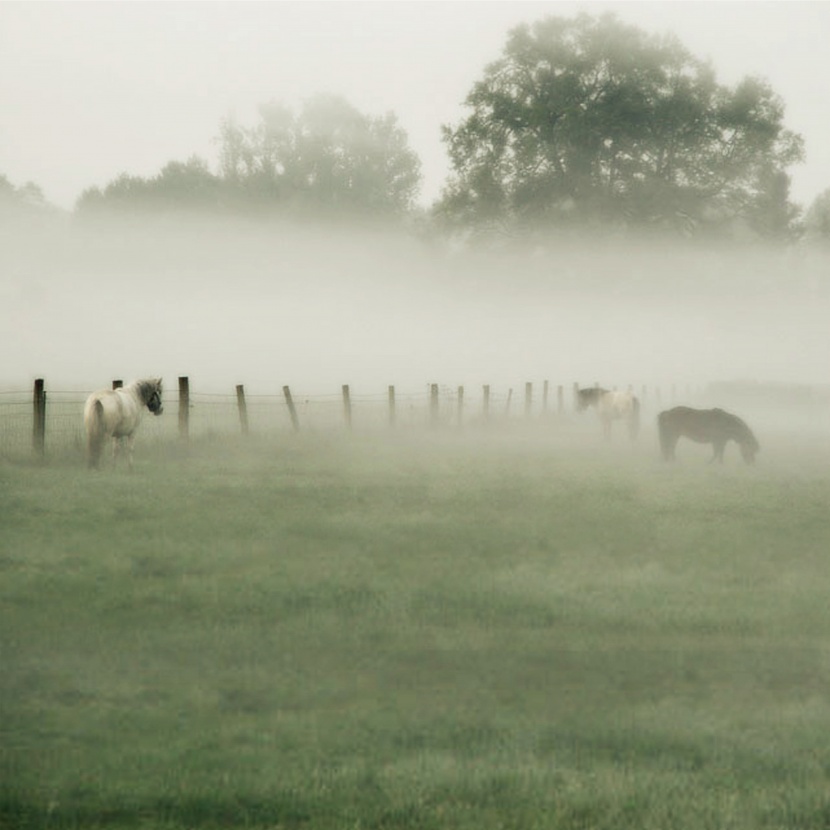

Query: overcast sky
[{"left": 2, "top": 1, "right": 829, "bottom": 212}]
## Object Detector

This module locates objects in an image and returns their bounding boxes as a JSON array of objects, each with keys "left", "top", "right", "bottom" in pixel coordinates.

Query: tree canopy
[
  {"left": 76, "top": 94, "right": 422, "bottom": 222},
  {"left": 0, "top": 174, "right": 54, "bottom": 217},
  {"left": 219, "top": 94, "right": 422, "bottom": 218},
  {"left": 436, "top": 13, "right": 804, "bottom": 241},
  {"left": 803, "top": 188, "right": 830, "bottom": 245},
  {"left": 77, "top": 157, "right": 223, "bottom": 213}
]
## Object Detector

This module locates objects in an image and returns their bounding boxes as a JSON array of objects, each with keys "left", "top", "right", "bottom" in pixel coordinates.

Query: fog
[
  {"left": 4, "top": 3, "right": 830, "bottom": 418},
  {"left": 3, "top": 216, "right": 829, "bottom": 413}
]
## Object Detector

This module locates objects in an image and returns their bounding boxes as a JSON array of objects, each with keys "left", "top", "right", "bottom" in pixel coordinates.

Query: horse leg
[
  {"left": 111, "top": 437, "right": 120, "bottom": 468},
  {"left": 124, "top": 434, "right": 136, "bottom": 472},
  {"left": 709, "top": 441, "right": 725, "bottom": 463}
]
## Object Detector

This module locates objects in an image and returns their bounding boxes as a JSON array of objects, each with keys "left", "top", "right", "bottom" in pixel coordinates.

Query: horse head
[
  {"left": 739, "top": 432, "right": 760, "bottom": 465},
  {"left": 576, "top": 387, "right": 606, "bottom": 411},
  {"left": 144, "top": 378, "right": 164, "bottom": 416}
]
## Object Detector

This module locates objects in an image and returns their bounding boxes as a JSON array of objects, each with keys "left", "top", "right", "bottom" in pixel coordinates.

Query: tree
[
  {"left": 803, "top": 188, "right": 830, "bottom": 244},
  {"left": 742, "top": 167, "right": 801, "bottom": 241},
  {"left": 74, "top": 95, "right": 420, "bottom": 222},
  {"left": 76, "top": 156, "right": 222, "bottom": 214},
  {"left": 0, "top": 174, "right": 52, "bottom": 215},
  {"left": 151, "top": 157, "right": 223, "bottom": 206},
  {"left": 436, "top": 13, "right": 804, "bottom": 240},
  {"left": 217, "top": 94, "right": 422, "bottom": 218}
]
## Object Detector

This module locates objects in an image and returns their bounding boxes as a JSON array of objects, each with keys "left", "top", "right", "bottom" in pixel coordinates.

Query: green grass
[{"left": 2, "top": 426, "right": 830, "bottom": 828}]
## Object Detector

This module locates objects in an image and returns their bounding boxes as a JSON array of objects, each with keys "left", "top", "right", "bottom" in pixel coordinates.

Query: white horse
[
  {"left": 84, "top": 378, "right": 163, "bottom": 469},
  {"left": 576, "top": 387, "right": 640, "bottom": 441}
]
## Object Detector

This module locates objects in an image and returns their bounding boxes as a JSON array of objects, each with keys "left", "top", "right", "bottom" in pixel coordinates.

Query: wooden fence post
[
  {"left": 557, "top": 384, "right": 564, "bottom": 416},
  {"left": 178, "top": 376, "right": 190, "bottom": 441},
  {"left": 388, "top": 385, "right": 396, "bottom": 428},
  {"left": 542, "top": 380, "right": 549, "bottom": 414},
  {"left": 457, "top": 385, "right": 464, "bottom": 427},
  {"left": 430, "top": 384, "right": 439, "bottom": 427},
  {"left": 112, "top": 379, "right": 123, "bottom": 390},
  {"left": 283, "top": 385, "right": 300, "bottom": 432},
  {"left": 572, "top": 382, "right": 579, "bottom": 411},
  {"left": 482, "top": 385, "right": 490, "bottom": 423},
  {"left": 32, "top": 378, "right": 46, "bottom": 457},
  {"left": 505, "top": 388, "right": 513, "bottom": 417},
  {"left": 342, "top": 384, "right": 352, "bottom": 430},
  {"left": 525, "top": 382, "right": 533, "bottom": 418},
  {"left": 236, "top": 384, "right": 249, "bottom": 435}
]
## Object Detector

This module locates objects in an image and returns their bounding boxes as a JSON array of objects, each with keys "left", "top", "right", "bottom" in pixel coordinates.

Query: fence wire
[
  {"left": 3, "top": 384, "right": 524, "bottom": 458},
  {"left": 6, "top": 379, "right": 775, "bottom": 461}
]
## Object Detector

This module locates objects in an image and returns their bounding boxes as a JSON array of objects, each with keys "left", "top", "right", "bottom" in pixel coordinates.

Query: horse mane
[
  {"left": 580, "top": 387, "right": 609, "bottom": 396},
  {"left": 709, "top": 408, "right": 753, "bottom": 445},
  {"left": 132, "top": 378, "right": 162, "bottom": 405},
  {"left": 578, "top": 387, "right": 609, "bottom": 406}
]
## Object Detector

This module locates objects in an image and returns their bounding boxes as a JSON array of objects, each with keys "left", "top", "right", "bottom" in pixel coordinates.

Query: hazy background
[
  {"left": 2, "top": 2, "right": 829, "bottom": 399},
  {"left": 3, "top": 2, "right": 830, "bottom": 211},
  {"left": 4, "top": 216, "right": 828, "bottom": 400}
]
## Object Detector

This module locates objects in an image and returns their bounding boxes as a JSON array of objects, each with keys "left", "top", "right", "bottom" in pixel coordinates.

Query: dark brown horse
[{"left": 658, "top": 406, "right": 759, "bottom": 464}]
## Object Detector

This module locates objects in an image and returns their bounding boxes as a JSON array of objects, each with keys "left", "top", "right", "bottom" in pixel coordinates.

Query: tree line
[
  {"left": 6, "top": 13, "right": 830, "bottom": 245},
  {"left": 75, "top": 93, "right": 422, "bottom": 223}
]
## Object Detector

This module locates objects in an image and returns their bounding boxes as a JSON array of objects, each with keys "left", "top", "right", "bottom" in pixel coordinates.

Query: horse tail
[{"left": 86, "top": 399, "right": 106, "bottom": 469}]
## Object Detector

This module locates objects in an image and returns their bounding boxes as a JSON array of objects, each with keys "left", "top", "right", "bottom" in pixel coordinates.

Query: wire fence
[
  {"left": 1, "top": 380, "right": 537, "bottom": 460},
  {"left": 5, "top": 376, "right": 826, "bottom": 462}
]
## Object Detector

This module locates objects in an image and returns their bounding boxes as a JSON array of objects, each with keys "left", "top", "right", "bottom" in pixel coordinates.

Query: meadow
[{"left": 2, "top": 420, "right": 830, "bottom": 829}]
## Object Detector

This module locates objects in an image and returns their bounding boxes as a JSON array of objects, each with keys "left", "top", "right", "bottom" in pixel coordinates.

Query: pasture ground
[{"left": 2, "top": 422, "right": 830, "bottom": 829}]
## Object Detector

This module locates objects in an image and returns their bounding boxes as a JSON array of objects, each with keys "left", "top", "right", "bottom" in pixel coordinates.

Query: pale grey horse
[
  {"left": 84, "top": 378, "right": 163, "bottom": 469},
  {"left": 576, "top": 387, "right": 640, "bottom": 441}
]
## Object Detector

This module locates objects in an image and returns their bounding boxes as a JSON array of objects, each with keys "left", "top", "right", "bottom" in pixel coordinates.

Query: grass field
[{"left": 2, "top": 422, "right": 830, "bottom": 829}]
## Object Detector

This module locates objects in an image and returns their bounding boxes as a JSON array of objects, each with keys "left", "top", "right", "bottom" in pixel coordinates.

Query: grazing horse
[
  {"left": 658, "top": 406, "right": 759, "bottom": 464},
  {"left": 84, "top": 378, "right": 163, "bottom": 469},
  {"left": 576, "top": 387, "right": 640, "bottom": 441}
]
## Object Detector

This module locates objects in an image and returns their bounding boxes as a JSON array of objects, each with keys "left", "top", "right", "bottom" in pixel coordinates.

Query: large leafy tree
[
  {"left": 219, "top": 94, "right": 422, "bottom": 217},
  {"left": 437, "top": 13, "right": 804, "bottom": 239}
]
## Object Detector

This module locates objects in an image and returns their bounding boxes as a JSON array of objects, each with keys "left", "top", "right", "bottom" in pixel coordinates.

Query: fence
[{"left": 1, "top": 376, "right": 711, "bottom": 461}]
